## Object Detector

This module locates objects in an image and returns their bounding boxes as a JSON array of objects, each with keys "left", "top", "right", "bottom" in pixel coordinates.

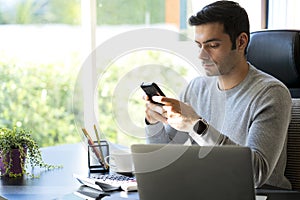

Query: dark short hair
[{"left": 189, "top": 1, "right": 250, "bottom": 54}]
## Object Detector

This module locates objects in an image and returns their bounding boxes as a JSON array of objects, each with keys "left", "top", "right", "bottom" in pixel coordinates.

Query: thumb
[{"left": 152, "top": 96, "right": 163, "bottom": 103}]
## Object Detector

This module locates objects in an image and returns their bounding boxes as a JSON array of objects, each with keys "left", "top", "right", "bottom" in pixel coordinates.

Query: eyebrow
[{"left": 195, "top": 38, "right": 222, "bottom": 45}]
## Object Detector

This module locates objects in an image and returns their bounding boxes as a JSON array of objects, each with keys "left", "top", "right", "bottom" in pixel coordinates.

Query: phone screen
[{"left": 140, "top": 82, "right": 165, "bottom": 105}]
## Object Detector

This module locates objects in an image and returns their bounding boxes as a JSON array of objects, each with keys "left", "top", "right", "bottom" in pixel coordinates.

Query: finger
[
  {"left": 152, "top": 96, "right": 178, "bottom": 106},
  {"left": 163, "top": 106, "right": 172, "bottom": 114},
  {"left": 148, "top": 109, "right": 168, "bottom": 124},
  {"left": 151, "top": 96, "right": 163, "bottom": 104},
  {"left": 161, "top": 110, "right": 168, "bottom": 118},
  {"left": 145, "top": 110, "right": 156, "bottom": 124},
  {"left": 142, "top": 94, "right": 150, "bottom": 101},
  {"left": 162, "top": 103, "right": 182, "bottom": 114},
  {"left": 147, "top": 102, "right": 165, "bottom": 114}
]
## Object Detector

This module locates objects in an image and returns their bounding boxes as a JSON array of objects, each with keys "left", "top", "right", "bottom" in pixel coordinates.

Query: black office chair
[{"left": 247, "top": 30, "right": 300, "bottom": 190}]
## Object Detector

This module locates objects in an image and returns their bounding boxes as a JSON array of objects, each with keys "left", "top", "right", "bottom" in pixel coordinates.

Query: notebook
[{"left": 131, "top": 144, "right": 255, "bottom": 200}]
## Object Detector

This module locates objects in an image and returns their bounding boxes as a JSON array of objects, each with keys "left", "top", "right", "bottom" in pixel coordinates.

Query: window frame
[{"left": 81, "top": 0, "right": 98, "bottom": 135}]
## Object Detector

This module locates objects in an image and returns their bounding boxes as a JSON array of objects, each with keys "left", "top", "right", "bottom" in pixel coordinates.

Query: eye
[{"left": 208, "top": 43, "right": 220, "bottom": 48}]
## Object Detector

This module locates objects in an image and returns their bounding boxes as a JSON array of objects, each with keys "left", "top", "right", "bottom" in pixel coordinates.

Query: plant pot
[{"left": 0, "top": 148, "right": 27, "bottom": 176}]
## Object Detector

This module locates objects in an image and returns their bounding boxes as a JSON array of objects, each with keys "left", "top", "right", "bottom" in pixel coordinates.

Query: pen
[
  {"left": 82, "top": 128, "right": 105, "bottom": 166},
  {"left": 93, "top": 124, "right": 108, "bottom": 169}
]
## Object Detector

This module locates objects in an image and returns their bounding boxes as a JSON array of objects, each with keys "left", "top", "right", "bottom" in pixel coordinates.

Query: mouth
[
  {"left": 202, "top": 62, "right": 215, "bottom": 68},
  {"left": 201, "top": 59, "right": 215, "bottom": 66}
]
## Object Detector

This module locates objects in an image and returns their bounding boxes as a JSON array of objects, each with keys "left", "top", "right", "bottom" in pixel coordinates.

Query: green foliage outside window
[
  {"left": 0, "top": 0, "right": 185, "bottom": 147},
  {"left": 0, "top": 0, "right": 164, "bottom": 25},
  {"left": 97, "top": 0, "right": 165, "bottom": 25},
  {"left": 0, "top": 0, "right": 81, "bottom": 24},
  {"left": 0, "top": 60, "right": 80, "bottom": 147}
]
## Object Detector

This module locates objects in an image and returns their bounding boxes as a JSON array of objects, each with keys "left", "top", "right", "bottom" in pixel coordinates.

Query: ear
[{"left": 236, "top": 32, "right": 248, "bottom": 51}]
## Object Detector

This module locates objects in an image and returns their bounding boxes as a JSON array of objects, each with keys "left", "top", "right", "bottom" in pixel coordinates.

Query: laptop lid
[{"left": 131, "top": 144, "right": 255, "bottom": 200}]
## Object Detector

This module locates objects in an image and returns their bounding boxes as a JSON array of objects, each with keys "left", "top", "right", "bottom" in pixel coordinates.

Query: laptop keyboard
[{"left": 74, "top": 173, "right": 137, "bottom": 192}]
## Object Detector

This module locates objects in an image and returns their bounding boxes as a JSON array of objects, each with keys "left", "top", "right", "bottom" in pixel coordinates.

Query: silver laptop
[{"left": 131, "top": 144, "right": 255, "bottom": 200}]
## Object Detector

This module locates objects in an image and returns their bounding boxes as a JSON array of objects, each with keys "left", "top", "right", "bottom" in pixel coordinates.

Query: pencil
[
  {"left": 93, "top": 124, "right": 108, "bottom": 169},
  {"left": 82, "top": 128, "right": 105, "bottom": 166}
]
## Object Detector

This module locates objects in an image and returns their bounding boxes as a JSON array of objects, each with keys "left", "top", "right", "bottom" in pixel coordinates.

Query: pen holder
[{"left": 88, "top": 140, "right": 109, "bottom": 173}]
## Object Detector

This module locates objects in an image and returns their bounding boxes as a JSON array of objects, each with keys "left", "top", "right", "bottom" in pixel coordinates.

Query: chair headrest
[{"left": 247, "top": 30, "right": 300, "bottom": 92}]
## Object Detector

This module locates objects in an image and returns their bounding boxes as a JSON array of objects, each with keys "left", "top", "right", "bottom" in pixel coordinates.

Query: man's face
[{"left": 195, "top": 22, "right": 240, "bottom": 76}]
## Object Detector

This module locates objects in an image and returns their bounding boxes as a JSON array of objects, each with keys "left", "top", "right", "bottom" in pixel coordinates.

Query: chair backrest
[
  {"left": 247, "top": 30, "right": 300, "bottom": 190},
  {"left": 285, "top": 99, "right": 300, "bottom": 190},
  {"left": 247, "top": 30, "right": 300, "bottom": 98}
]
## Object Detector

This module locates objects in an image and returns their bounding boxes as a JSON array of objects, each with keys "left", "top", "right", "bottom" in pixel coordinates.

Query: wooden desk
[{"left": 1, "top": 143, "right": 299, "bottom": 200}]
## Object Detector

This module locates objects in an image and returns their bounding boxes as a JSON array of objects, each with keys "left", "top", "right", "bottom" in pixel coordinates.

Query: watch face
[{"left": 194, "top": 119, "right": 208, "bottom": 135}]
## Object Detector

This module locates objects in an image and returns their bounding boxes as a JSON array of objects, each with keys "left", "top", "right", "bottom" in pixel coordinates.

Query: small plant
[{"left": 0, "top": 126, "right": 62, "bottom": 178}]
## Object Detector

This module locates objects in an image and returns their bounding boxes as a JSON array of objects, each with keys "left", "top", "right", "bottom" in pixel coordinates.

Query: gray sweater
[{"left": 146, "top": 64, "right": 292, "bottom": 189}]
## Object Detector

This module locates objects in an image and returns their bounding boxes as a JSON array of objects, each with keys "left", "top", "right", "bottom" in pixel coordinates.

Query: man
[{"left": 144, "top": 1, "right": 292, "bottom": 189}]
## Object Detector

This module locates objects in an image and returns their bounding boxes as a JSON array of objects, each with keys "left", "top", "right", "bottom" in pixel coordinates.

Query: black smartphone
[{"left": 140, "top": 82, "right": 166, "bottom": 105}]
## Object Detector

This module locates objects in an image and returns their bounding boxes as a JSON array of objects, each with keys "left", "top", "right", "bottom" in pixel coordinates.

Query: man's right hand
[{"left": 143, "top": 95, "right": 168, "bottom": 124}]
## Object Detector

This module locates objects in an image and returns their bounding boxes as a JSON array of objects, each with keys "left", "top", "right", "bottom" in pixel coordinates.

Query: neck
[{"left": 218, "top": 61, "right": 249, "bottom": 90}]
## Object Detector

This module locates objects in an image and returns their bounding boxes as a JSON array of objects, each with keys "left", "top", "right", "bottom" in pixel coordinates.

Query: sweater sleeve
[
  {"left": 145, "top": 122, "right": 170, "bottom": 143},
  {"left": 246, "top": 86, "right": 291, "bottom": 187},
  {"left": 145, "top": 122, "right": 190, "bottom": 144},
  {"left": 189, "top": 125, "right": 234, "bottom": 145}
]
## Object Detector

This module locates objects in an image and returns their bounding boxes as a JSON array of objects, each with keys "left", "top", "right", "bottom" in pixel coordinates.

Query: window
[
  {"left": 78, "top": 0, "right": 199, "bottom": 146},
  {"left": 2, "top": 0, "right": 298, "bottom": 147},
  {"left": 268, "top": 0, "right": 300, "bottom": 29},
  {"left": 0, "top": 0, "right": 82, "bottom": 147}
]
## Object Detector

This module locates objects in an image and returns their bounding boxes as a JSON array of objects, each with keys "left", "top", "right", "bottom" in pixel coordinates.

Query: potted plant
[{"left": 0, "top": 126, "right": 62, "bottom": 178}]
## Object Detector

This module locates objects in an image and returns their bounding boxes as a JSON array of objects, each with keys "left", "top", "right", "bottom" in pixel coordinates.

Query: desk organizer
[{"left": 88, "top": 140, "right": 109, "bottom": 173}]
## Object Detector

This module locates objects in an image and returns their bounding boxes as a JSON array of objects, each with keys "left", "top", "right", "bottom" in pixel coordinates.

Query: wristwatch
[{"left": 193, "top": 118, "right": 209, "bottom": 136}]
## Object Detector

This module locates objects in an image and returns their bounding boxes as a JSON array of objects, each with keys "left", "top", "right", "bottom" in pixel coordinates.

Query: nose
[{"left": 198, "top": 48, "right": 210, "bottom": 60}]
